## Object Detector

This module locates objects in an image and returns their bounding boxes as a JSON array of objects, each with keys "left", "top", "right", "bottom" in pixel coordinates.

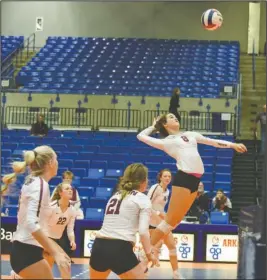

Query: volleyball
[{"left": 201, "top": 9, "right": 223, "bottom": 31}]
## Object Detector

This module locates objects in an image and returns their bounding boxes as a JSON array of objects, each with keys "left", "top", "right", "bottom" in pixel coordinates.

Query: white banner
[
  {"left": 206, "top": 234, "right": 238, "bottom": 262},
  {"left": 36, "top": 17, "right": 44, "bottom": 32},
  {"left": 247, "top": 2, "right": 260, "bottom": 54},
  {"left": 84, "top": 230, "right": 195, "bottom": 261}
]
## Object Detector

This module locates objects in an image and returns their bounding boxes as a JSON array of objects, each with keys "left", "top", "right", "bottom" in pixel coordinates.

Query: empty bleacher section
[
  {"left": 1, "top": 36, "right": 24, "bottom": 78},
  {"left": 1, "top": 129, "right": 234, "bottom": 221},
  {"left": 16, "top": 37, "right": 240, "bottom": 97},
  {"left": 1, "top": 36, "right": 24, "bottom": 61}
]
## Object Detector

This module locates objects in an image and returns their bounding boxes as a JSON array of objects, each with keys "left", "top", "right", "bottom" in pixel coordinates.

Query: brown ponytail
[{"left": 117, "top": 163, "right": 148, "bottom": 200}]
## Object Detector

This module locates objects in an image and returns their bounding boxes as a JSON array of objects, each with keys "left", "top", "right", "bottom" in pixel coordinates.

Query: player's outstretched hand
[{"left": 232, "top": 143, "right": 247, "bottom": 153}]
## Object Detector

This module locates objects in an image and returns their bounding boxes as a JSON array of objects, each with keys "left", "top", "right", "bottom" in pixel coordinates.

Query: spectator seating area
[
  {"left": 1, "top": 35, "right": 24, "bottom": 79},
  {"left": 1, "top": 36, "right": 24, "bottom": 61},
  {"left": 1, "top": 129, "right": 234, "bottom": 220},
  {"left": 16, "top": 36, "right": 240, "bottom": 97}
]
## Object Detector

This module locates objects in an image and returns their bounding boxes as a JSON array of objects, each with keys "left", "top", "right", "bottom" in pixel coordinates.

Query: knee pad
[
  {"left": 169, "top": 248, "right": 177, "bottom": 257},
  {"left": 157, "top": 220, "right": 174, "bottom": 235}
]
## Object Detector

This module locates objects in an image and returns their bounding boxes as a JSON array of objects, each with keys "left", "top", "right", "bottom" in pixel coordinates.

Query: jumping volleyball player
[
  {"left": 137, "top": 114, "right": 247, "bottom": 257},
  {"left": 147, "top": 169, "right": 184, "bottom": 279},
  {"left": 2, "top": 146, "right": 71, "bottom": 279},
  {"left": 43, "top": 182, "right": 77, "bottom": 279},
  {"left": 89, "top": 163, "right": 157, "bottom": 279}
]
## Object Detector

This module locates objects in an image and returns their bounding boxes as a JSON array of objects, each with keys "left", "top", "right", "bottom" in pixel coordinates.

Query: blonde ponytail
[
  {"left": 117, "top": 163, "right": 148, "bottom": 200},
  {"left": 1, "top": 150, "right": 36, "bottom": 195}
]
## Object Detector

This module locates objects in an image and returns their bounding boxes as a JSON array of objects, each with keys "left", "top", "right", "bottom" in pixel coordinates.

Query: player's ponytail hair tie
[
  {"left": 123, "top": 181, "right": 135, "bottom": 191},
  {"left": 118, "top": 163, "right": 148, "bottom": 199},
  {"left": 1, "top": 149, "right": 37, "bottom": 195},
  {"left": 2, "top": 145, "right": 56, "bottom": 195},
  {"left": 34, "top": 150, "right": 38, "bottom": 158}
]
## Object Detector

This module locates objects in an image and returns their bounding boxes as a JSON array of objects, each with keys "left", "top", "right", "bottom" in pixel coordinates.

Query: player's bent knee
[{"left": 157, "top": 220, "right": 174, "bottom": 235}]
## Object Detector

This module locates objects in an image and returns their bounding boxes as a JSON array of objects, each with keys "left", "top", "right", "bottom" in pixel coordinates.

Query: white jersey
[
  {"left": 137, "top": 127, "right": 232, "bottom": 175},
  {"left": 47, "top": 200, "right": 76, "bottom": 240},
  {"left": 147, "top": 184, "right": 170, "bottom": 227},
  {"left": 98, "top": 190, "right": 152, "bottom": 243},
  {"left": 13, "top": 176, "right": 51, "bottom": 247}
]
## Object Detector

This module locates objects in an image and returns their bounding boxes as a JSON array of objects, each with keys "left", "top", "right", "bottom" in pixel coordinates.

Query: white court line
[{"left": 72, "top": 268, "right": 89, "bottom": 279}]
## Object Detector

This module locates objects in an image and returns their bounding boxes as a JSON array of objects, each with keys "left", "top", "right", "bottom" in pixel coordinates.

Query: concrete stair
[
  {"left": 13, "top": 50, "right": 37, "bottom": 77},
  {"left": 239, "top": 54, "right": 266, "bottom": 139}
]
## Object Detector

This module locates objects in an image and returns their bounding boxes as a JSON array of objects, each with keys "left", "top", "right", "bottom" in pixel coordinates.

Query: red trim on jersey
[
  {"left": 188, "top": 173, "right": 202, "bottom": 178},
  {"left": 37, "top": 177, "right": 44, "bottom": 217}
]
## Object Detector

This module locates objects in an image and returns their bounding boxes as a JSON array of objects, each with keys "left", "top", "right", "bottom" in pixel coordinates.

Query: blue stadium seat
[
  {"left": 70, "top": 168, "right": 86, "bottom": 178},
  {"left": 12, "top": 150, "right": 24, "bottom": 157},
  {"left": 2, "top": 143, "right": 18, "bottom": 151},
  {"left": 88, "top": 169, "right": 105, "bottom": 179},
  {"left": 202, "top": 156, "right": 216, "bottom": 165},
  {"left": 85, "top": 208, "right": 104, "bottom": 220},
  {"left": 201, "top": 181, "right": 212, "bottom": 191},
  {"left": 215, "top": 173, "right": 231, "bottom": 182},
  {"left": 79, "top": 180, "right": 98, "bottom": 189},
  {"left": 202, "top": 150, "right": 217, "bottom": 157},
  {"left": 80, "top": 196, "right": 90, "bottom": 208},
  {"left": 89, "top": 197, "right": 108, "bottom": 208},
  {"left": 210, "top": 211, "right": 229, "bottom": 224},
  {"left": 6, "top": 195, "right": 19, "bottom": 205},
  {"left": 58, "top": 159, "right": 73, "bottom": 169},
  {"left": 106, "top": 169, "right": 123, "bottom": 178},
  {"left": 215, "top": 165, "right": 231, "bottom": 174},
  {"left": 99, "top": 178, "right": 117, "bottom": 187},
  {"left": 1, "top": 129, "right": 235, "bottom": 219},
  {"left": 204, "top": 164, "right": 214, "bottom": 173},
  {"left": 201, "top": 172, "right": 213, "bottom": 182},
  {"left": 49, "top": 176, "right": 62, "bottom": 186},
  {"left": 1, "top": 165, "right": 13, "bottom": 174},
  {"left": 82, "top": 146, "right": 100, "bottom": 153},
  {"left": 16, "top": 37, "right": 239, "bottom": 97},
  {"left": 74, "top": 160, "right": 90, "bottom": 169},
  {"left": 90, "top": 161, "right": 108, "bottom": 170},
  {"left": 60, "top": 152, "right": 79, "bottom": 160},
  {"left": 214, "top": 182, "right": 231, "bottom": 192},
  {"left": 77, "top": 187, "right": 95, "bottom": 197},
  {"left": 51, "top": 144, "right": 67, "bottom": 151},
  {"left": 95, "top": 187, "right": 113, "bottom": 198},
  {"left": 216, "top": 158, "right": 232, "bottom": 165},
  {"left": 72, "top": 177, "right": 81, "bottom": 186},
  {"left": 79, "top": 152, "right": 95, "bottom": 161},
  {"left": 145, "top": 162, "right": 162, "bottom": 171},
  {"left": 217, "top": 150, "right": 234, "bottom": 158},
  {"left": 107, "top": 161, "right": 125, "bottom": 169}
]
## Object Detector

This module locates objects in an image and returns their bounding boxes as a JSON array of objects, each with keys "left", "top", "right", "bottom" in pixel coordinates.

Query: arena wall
[
  {"left": 2, "top": 2, "right": 266, "bottom": 53},
  {"left": 4, "top": 93, "right": 237, "bottom": 113}
]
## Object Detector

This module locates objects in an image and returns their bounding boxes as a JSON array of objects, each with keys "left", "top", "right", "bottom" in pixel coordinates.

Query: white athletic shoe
[
  {"left": 10, "top": 270, "right": 22, "bottom": 279},
  {"left": 173, "top": 270, "right": 186, "bottom": 279}
]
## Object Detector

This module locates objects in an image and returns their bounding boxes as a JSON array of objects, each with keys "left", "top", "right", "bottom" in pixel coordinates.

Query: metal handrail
[{"left": 2, "top": 33, "right": 35, "bottom": 65}]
